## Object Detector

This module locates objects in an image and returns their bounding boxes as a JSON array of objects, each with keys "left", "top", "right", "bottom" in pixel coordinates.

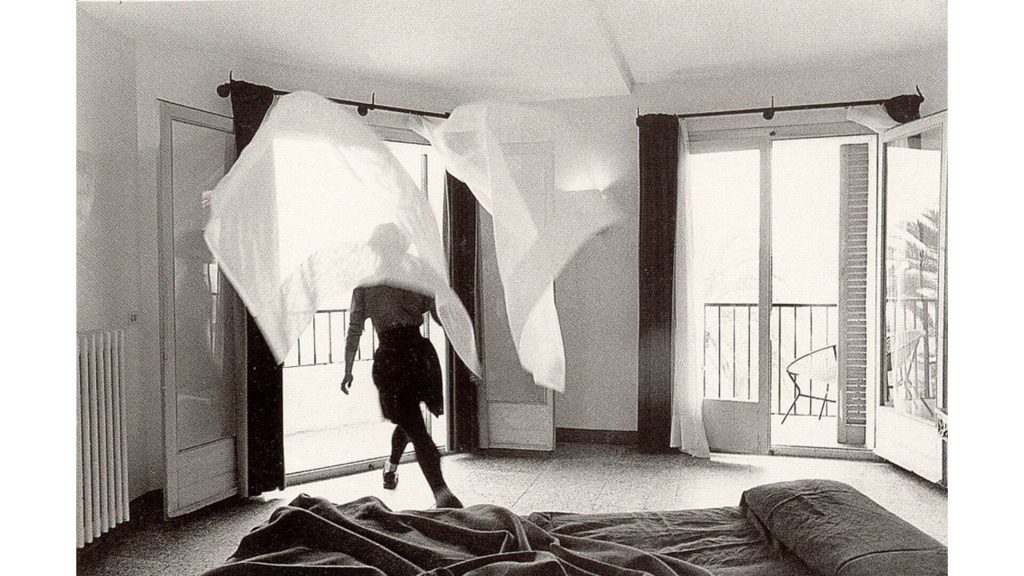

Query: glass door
[
  {"left": 690, "top": 137, "right": 771, "bottom": 453},
  {"left": 693, "top": 128, "right": 878, "bottom": 454},
  {"left": 159, "top": 102, "right": 243, "bottom": 517},
  {"left": 875, "top": 112, "right": 947, "bottom": 484}
]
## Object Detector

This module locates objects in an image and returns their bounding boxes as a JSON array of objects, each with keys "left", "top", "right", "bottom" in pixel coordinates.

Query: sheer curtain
[
  {"left": 204, "top": 91, "right": 481, "bottom": 376},
  {"left": 670, "top": 119, "right": 710, "bottom": 458},
  {"left": 413, "top": 103, "right": 621, "bottom": 392},
  {"left": 206, "top": 91, "right": 619, "bottom": 398},
  {"left": 846, "top": 105, "right": 899, "bottom": 133}
]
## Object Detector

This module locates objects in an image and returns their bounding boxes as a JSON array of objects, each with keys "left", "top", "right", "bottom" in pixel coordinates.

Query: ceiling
[{"left": 80, "top": 0, "right": 947, "bottom": 101}]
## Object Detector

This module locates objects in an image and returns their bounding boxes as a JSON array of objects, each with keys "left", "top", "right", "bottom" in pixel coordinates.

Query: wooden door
[
  {"left": 159, "top": 102, "right": 246, "bottom": 516},
  {"left": 476, "top": 209, "right": 555, "bottom": 451}
]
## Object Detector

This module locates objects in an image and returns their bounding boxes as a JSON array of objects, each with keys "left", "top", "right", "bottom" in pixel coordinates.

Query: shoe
[{"left": 383, "top": 470, "right": 398, "bottom": 490}]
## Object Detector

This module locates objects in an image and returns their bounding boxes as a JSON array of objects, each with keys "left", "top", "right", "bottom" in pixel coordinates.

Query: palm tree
[{"left": 886, "top": 208, "right": 940, "bottom": 403}]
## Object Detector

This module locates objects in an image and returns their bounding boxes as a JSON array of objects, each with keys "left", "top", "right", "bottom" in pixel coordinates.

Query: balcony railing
[
  {"left": 884, "top": 296, "right": 939, "bottom": 404},
  {"left": 704, "top": 303, "right": 839, "bottom": 416},
  {"left": 704, "top": 299, "right": 938, "bottom": 416},
  {"left": 283, "top": 309, "right": 432, "bottom": 368}
]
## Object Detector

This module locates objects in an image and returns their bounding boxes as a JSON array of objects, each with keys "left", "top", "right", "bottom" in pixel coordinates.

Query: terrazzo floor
[{"left": 76, "top": 442, "right": 948, "bottom": 575}]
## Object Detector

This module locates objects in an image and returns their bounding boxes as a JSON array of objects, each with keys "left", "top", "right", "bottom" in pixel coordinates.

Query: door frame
[
  {"left": 690, "top": 122, "right": 878, "bottom": 455},
  {"left": 767, "top": 131, "right": 880, "bottom": 452},
  {"left": 158, "top": 100, "right": 244, "bottom": 517},
  {"left": 688, "top": 134, "right": 772, "bottom": 454},
  {"left": 281, "top": 128, "right": 456, "bottom": 484}
]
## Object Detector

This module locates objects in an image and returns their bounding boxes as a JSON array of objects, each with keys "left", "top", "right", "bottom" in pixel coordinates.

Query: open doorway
[
  {"left": 282, "top": 136, "right": 449, "bottom": 478},
  {"left": 692, "top": 130, "right": 877, "bottom": 453},
  {"left": 769, "top": 134, "right": 876, "bottom": 450}
]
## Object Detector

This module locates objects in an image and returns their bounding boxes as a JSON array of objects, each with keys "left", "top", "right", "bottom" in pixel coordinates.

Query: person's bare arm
[{"left": 341, "top": 288, "right": 366, "bottom": 394}]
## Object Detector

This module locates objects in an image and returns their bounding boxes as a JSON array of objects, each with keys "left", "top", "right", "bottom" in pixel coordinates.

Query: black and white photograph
[{"left": 19, "top": 0, "right": 1006, "bottom": 573}]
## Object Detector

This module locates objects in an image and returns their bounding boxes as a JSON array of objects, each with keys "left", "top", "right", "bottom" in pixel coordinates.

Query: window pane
[
  {"left": 690, "top": 149, "right": 760, "bottom": 402},
  {"left": 882, "top": 126, "right": 943, "bottom": 422}
]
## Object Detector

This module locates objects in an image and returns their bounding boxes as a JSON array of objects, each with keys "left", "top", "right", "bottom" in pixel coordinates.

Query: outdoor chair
[
  {"left": 781, "top": 344, "right": 838, "bottom": 425},
  {"left": 887, "top": 329, "right": 931, "bottom": 415}
]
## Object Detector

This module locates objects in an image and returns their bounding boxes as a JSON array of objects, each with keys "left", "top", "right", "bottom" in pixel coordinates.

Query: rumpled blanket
[
  {"left": 528, "top": 506, "right": 816, "bottom": 576},
  {"left": 203, "top": 494, "right": 712, "bottom": 576},
  {"left": 205, "top": 480, "right": 946, "bottom": 576}
]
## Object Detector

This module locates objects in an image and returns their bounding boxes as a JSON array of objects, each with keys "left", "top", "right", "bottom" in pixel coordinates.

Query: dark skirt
[{"left": 371, "top": 326, "right": 443, "bottom": 422}]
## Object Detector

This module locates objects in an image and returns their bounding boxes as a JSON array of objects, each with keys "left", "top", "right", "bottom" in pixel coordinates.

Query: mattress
[{"left": 202, "top": 479, "right": 946, "bottom": 575}]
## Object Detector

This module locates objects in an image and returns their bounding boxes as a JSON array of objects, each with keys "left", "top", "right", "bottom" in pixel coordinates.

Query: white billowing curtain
[
  {"left": 412, "top": 102, "right": 622, "bottom": 392},
  {"left": 203, "top": 91, "right": 481, "bottom": 375},
  {"left": 846, "top": 105, "right": 899, "bottom": 133},
  {"left": 670, "top": 119, "right": 711, "bottom": 458}
]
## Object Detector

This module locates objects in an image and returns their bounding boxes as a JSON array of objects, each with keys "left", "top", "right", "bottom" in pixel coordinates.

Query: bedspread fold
[{"left": 203, "top": 494, "right": 712, "bottom": 576}]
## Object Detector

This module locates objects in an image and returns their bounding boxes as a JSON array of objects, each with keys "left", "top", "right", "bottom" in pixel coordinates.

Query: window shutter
[{"left": 838, "top": 143, "right": 870, "bottom": 445}]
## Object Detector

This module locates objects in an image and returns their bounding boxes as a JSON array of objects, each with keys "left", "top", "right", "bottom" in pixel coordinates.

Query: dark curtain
[
  {"left": 444, "top": 173, "right": 480, "bottom": 452},
  {"left": 226, "top": 80, "right": 285, "bottom": 494},
  {"left": 636, "top": 114, "right": 678, "bottom": 453}
]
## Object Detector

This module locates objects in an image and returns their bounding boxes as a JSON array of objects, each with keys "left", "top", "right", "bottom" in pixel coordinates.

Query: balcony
[
  {"left": 704, "top": 299, "right": 938, "bottom": 448},
  {"left": 281, "top": 309, "right": 445, "bottom": 475}
]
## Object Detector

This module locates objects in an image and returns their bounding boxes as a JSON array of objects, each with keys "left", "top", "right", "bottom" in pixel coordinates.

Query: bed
[{"left": 201, "top": 479, "right": 947, "bottom": 575}]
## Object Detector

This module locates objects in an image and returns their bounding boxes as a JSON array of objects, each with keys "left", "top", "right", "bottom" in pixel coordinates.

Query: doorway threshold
[
  {"left": 285, "top": 450, "right": 449, "bottom": 487},
  {"left": 770, "top": 445, "right": 881, "bottom": 461}
]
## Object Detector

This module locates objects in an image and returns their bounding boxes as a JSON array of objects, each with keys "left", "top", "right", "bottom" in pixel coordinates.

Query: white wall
[
  {"left": 77, "top": 11, "right": 146, "bottom": 497},
  {"left": 547, "top": 96, "right": 640, "bottom": 431}
]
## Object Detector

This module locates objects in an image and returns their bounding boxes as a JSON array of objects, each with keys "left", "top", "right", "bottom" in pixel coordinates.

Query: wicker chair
[
  {"left": 887, "top": 329, "right": 931, "bottom": 415},
  {"left": 781, "top": 344, "right": 838, "bottom": 425}
]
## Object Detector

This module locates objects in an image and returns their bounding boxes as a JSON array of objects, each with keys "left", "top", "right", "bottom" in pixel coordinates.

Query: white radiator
[{"left": 76, "top": 329, "right": 130, "bottom": 548}]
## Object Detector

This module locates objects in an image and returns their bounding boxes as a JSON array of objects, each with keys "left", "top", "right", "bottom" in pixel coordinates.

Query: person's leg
[
  {"left": 392, "top": 401, "right": 462, "bottom": 508},
  {"left": 383, "top": 426, "right": 407, "bottom": 489},
  {"left": 389, "top": 425, "right": 409, "bottom": 466}
]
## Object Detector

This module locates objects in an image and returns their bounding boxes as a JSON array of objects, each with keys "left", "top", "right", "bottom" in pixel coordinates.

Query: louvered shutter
[{"left": 838, "top": 143, "right": 870, "bottom": 445}]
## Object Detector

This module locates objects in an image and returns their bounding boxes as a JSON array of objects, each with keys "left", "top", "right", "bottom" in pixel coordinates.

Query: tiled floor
[
  {"left": 76, "top": 443, "right": 947, "bottom": 575},
  {"left": 771, "top": 413, "right": 844, "bottom": 448}
]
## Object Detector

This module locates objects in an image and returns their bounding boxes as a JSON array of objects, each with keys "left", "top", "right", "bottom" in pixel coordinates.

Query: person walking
[{"left": 340, "top": 223, "right": 463, "bottom": 509}]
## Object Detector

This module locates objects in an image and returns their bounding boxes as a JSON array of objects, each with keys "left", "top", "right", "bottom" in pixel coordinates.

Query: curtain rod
[
  {"left": 216, "top": 80, "right": 451, "bottom": 119},
  {"left": 676, "top": 96, "right": 894, "bottom": 120}
]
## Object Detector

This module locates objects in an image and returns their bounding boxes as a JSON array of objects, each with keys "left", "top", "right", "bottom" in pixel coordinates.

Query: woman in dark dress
[{"left": 340, "top": 223, "right": 463, "bottom": 509}]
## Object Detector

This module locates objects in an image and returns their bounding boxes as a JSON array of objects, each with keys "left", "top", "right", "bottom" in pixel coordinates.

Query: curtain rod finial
[{"left": 217, "top": 71, "right": 235, "bottom": 98}]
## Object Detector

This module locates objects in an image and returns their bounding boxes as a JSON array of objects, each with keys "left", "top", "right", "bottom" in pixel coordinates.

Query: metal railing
[
  {"left": 884, "top": 297, "right": 939, "bottom": 404},
  {"left": 704, "top": 299, "right": 938, "bottom": 416},
  {"left": 283, "top": 309, "right": 432, "bottom": 368},
  {"left": 704, "top": 303, "right": 839, "bottom": 416}
]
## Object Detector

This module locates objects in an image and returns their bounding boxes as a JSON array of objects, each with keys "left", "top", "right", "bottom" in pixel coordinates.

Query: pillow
[{"left": 741, "top": 479, "right": 946, "bottom": 576}]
